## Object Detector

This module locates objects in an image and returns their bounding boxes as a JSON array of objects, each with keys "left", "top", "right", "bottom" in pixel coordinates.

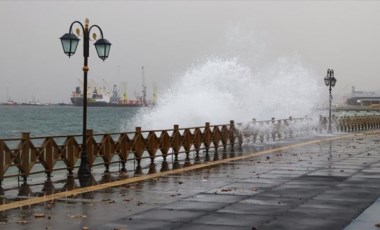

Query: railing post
[
  {"left": 21, "top": 132, "right": 30, "bottom": 183},
  {"left": 259, "top": 121, "right": 265, "bottom": 143},
  {"left": 288, "top": 116, "right": 293, "bottom": 138},
  {"left": 204, "top": 122, "right": 211, "bottom": 152},
  {"left": 236, "top": 122, "right": 243, "bottom": 147},
  {"left": 135, "top": 127, "right": 142, "bottom": 163},
  {"left": 172, "top": 124, "right": 180, "bottom": 169},
  {"left": 86, "top": 129, "right": 94, "bottom": 169},
  {"left": 271, "top": 117, "right": 276, "bottom": 140},
  {"left": 229, "top": 120, "right": 235, "bottom": 148},
  {"left": 252, "top": 118, "right": 258, "bottom": 143},
  {"left": 278, "top": 120, "right": 283, "bottom": 139}
]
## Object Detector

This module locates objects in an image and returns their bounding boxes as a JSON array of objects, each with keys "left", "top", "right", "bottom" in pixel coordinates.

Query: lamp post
[
  {"left": 324, "top": 69, "right": 337, "bottom": 133},
  {"left": 60, "top": 18, "right": 111, "bottom": 177}
]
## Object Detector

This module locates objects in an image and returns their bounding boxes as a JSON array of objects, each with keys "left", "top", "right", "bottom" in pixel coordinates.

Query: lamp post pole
[
  {"left": 324, "top": 69, "right": 337, "bottom": 134},
  {"left": 60, "top": 18, "right": 111, "bottom": 178},
  {"left": 328, "top": 77, "right": 332, "bottom": 133},
  {"left": 80, "top": 20, "right": 90, "bottom": 177}
]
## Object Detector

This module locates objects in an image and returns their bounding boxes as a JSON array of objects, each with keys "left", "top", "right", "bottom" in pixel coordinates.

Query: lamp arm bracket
[
  {"left": 69, "top": 21, "right": 85, "bottom": 34},
  {"left": 89, "top": 25, "right": 104, "bottom": 39}
]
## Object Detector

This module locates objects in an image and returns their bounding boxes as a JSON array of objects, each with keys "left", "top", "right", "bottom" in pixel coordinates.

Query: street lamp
[
  {"left": 324, "top": 69, "right": 337, "bottom": 133},
  {"left": 60, "top": 18, "right": 111, "bottom": 177}
]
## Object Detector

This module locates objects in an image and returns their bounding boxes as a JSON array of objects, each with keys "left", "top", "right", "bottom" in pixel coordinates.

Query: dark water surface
[{"left": 0, "top": 105, "right": 139, "bottom": 138}]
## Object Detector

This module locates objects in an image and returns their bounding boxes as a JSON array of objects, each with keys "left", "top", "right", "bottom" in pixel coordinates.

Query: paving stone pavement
[{"left": 93, "top": 133, "right": 380, "bottom": 230}]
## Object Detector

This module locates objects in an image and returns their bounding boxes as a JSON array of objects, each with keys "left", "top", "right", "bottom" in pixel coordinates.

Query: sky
[{"left": 0, "top": 0, "right": 380, "bottom": 104}]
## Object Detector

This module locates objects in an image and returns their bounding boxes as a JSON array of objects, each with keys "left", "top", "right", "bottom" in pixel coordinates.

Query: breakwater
[{"left": 1, "top": 115, "right": 380, "bottom": 185}]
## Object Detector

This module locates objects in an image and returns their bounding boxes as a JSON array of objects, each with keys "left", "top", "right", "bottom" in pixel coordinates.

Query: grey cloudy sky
[{"left": 0, "top": 0, "right": 379, "bottom": 103}]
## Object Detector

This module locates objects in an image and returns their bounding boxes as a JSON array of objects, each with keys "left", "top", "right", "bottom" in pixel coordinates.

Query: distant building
[{"left": 346, "top": 86, "right": 380, "bottom": 106}]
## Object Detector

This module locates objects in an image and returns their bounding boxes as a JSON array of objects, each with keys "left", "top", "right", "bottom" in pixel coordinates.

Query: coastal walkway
[{"left": 1, "top": 131, "right": 380, "bottom": 229}]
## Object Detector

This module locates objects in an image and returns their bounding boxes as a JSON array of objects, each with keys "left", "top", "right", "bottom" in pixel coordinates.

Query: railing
[
  {"left": 1, "top": 115, "right": 380, "bottom": 185},
  {"left": 0, "top": 121, "right": 237, "bottom": 184},
  {"left": 334, "top": 115, "right": 380, "bottom": 132}
]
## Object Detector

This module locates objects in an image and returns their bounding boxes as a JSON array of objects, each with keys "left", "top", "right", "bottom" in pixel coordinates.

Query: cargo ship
[
  {"left": 71, "top": 67, "right": 156, "bottom": 107},
  {"left": 70, "top": 84, "right": 145, "bottom": 107},
  {"left": 1, "top": 99, "right": 18, "bottom": 105}
]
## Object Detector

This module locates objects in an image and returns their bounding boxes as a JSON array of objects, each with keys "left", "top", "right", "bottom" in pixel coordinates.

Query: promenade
[{"left": 1, "top": 131, "right": 380, "bottom": 229}]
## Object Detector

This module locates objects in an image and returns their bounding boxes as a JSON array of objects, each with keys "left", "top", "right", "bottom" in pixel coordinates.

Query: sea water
[{"left": 0, "top": 105, "right": 140, "bottom": 138}]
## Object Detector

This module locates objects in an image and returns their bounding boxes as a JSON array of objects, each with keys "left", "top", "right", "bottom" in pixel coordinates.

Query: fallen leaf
[
  {"left": 34, "top": 213, "right": 45, "bottom": 218},
  {"left": 67, "top": 214, "right": 87, "bottom": 219},
  {"left": 17, "top": 220, "right": 28, "bottom": 224}
]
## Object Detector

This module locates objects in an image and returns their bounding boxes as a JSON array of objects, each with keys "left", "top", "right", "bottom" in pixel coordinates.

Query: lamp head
[
  {"left": 60, "top": 33, "right": 80, "bottom": 57},
  {"left": 324, "top": 75, "right": 330, "bottom": 86},
  {"left": 94, "top": 38, "right": 112, "bottom": 61}
]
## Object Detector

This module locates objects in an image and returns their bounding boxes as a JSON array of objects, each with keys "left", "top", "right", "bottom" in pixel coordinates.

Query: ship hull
[{"left": 70, "top": 97, "right": 144, "bottom": 107}]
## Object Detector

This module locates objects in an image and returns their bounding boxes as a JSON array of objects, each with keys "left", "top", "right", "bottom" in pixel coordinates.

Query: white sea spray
[{"left": 124, "top": 56, "right": 323, "bottom": 131}]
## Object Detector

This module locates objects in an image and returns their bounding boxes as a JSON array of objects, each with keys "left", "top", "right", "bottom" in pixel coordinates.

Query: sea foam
[{"left": 125, "top": 56, "right": 323, "bottom": 130}]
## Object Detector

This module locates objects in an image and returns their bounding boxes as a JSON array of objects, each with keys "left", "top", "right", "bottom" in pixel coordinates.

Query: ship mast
[{"left": 141, "top": 66, "right": 147, "bottom": 106}]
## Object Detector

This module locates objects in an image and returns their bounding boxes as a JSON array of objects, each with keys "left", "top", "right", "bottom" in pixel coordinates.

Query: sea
[{"left": 0, "top": 105, "right": 140, "bottom": 139}]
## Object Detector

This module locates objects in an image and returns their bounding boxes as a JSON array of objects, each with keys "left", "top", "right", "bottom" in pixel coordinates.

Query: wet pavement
[{"left": 1, "top": 132, "right": 380, "bottom": 229}]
